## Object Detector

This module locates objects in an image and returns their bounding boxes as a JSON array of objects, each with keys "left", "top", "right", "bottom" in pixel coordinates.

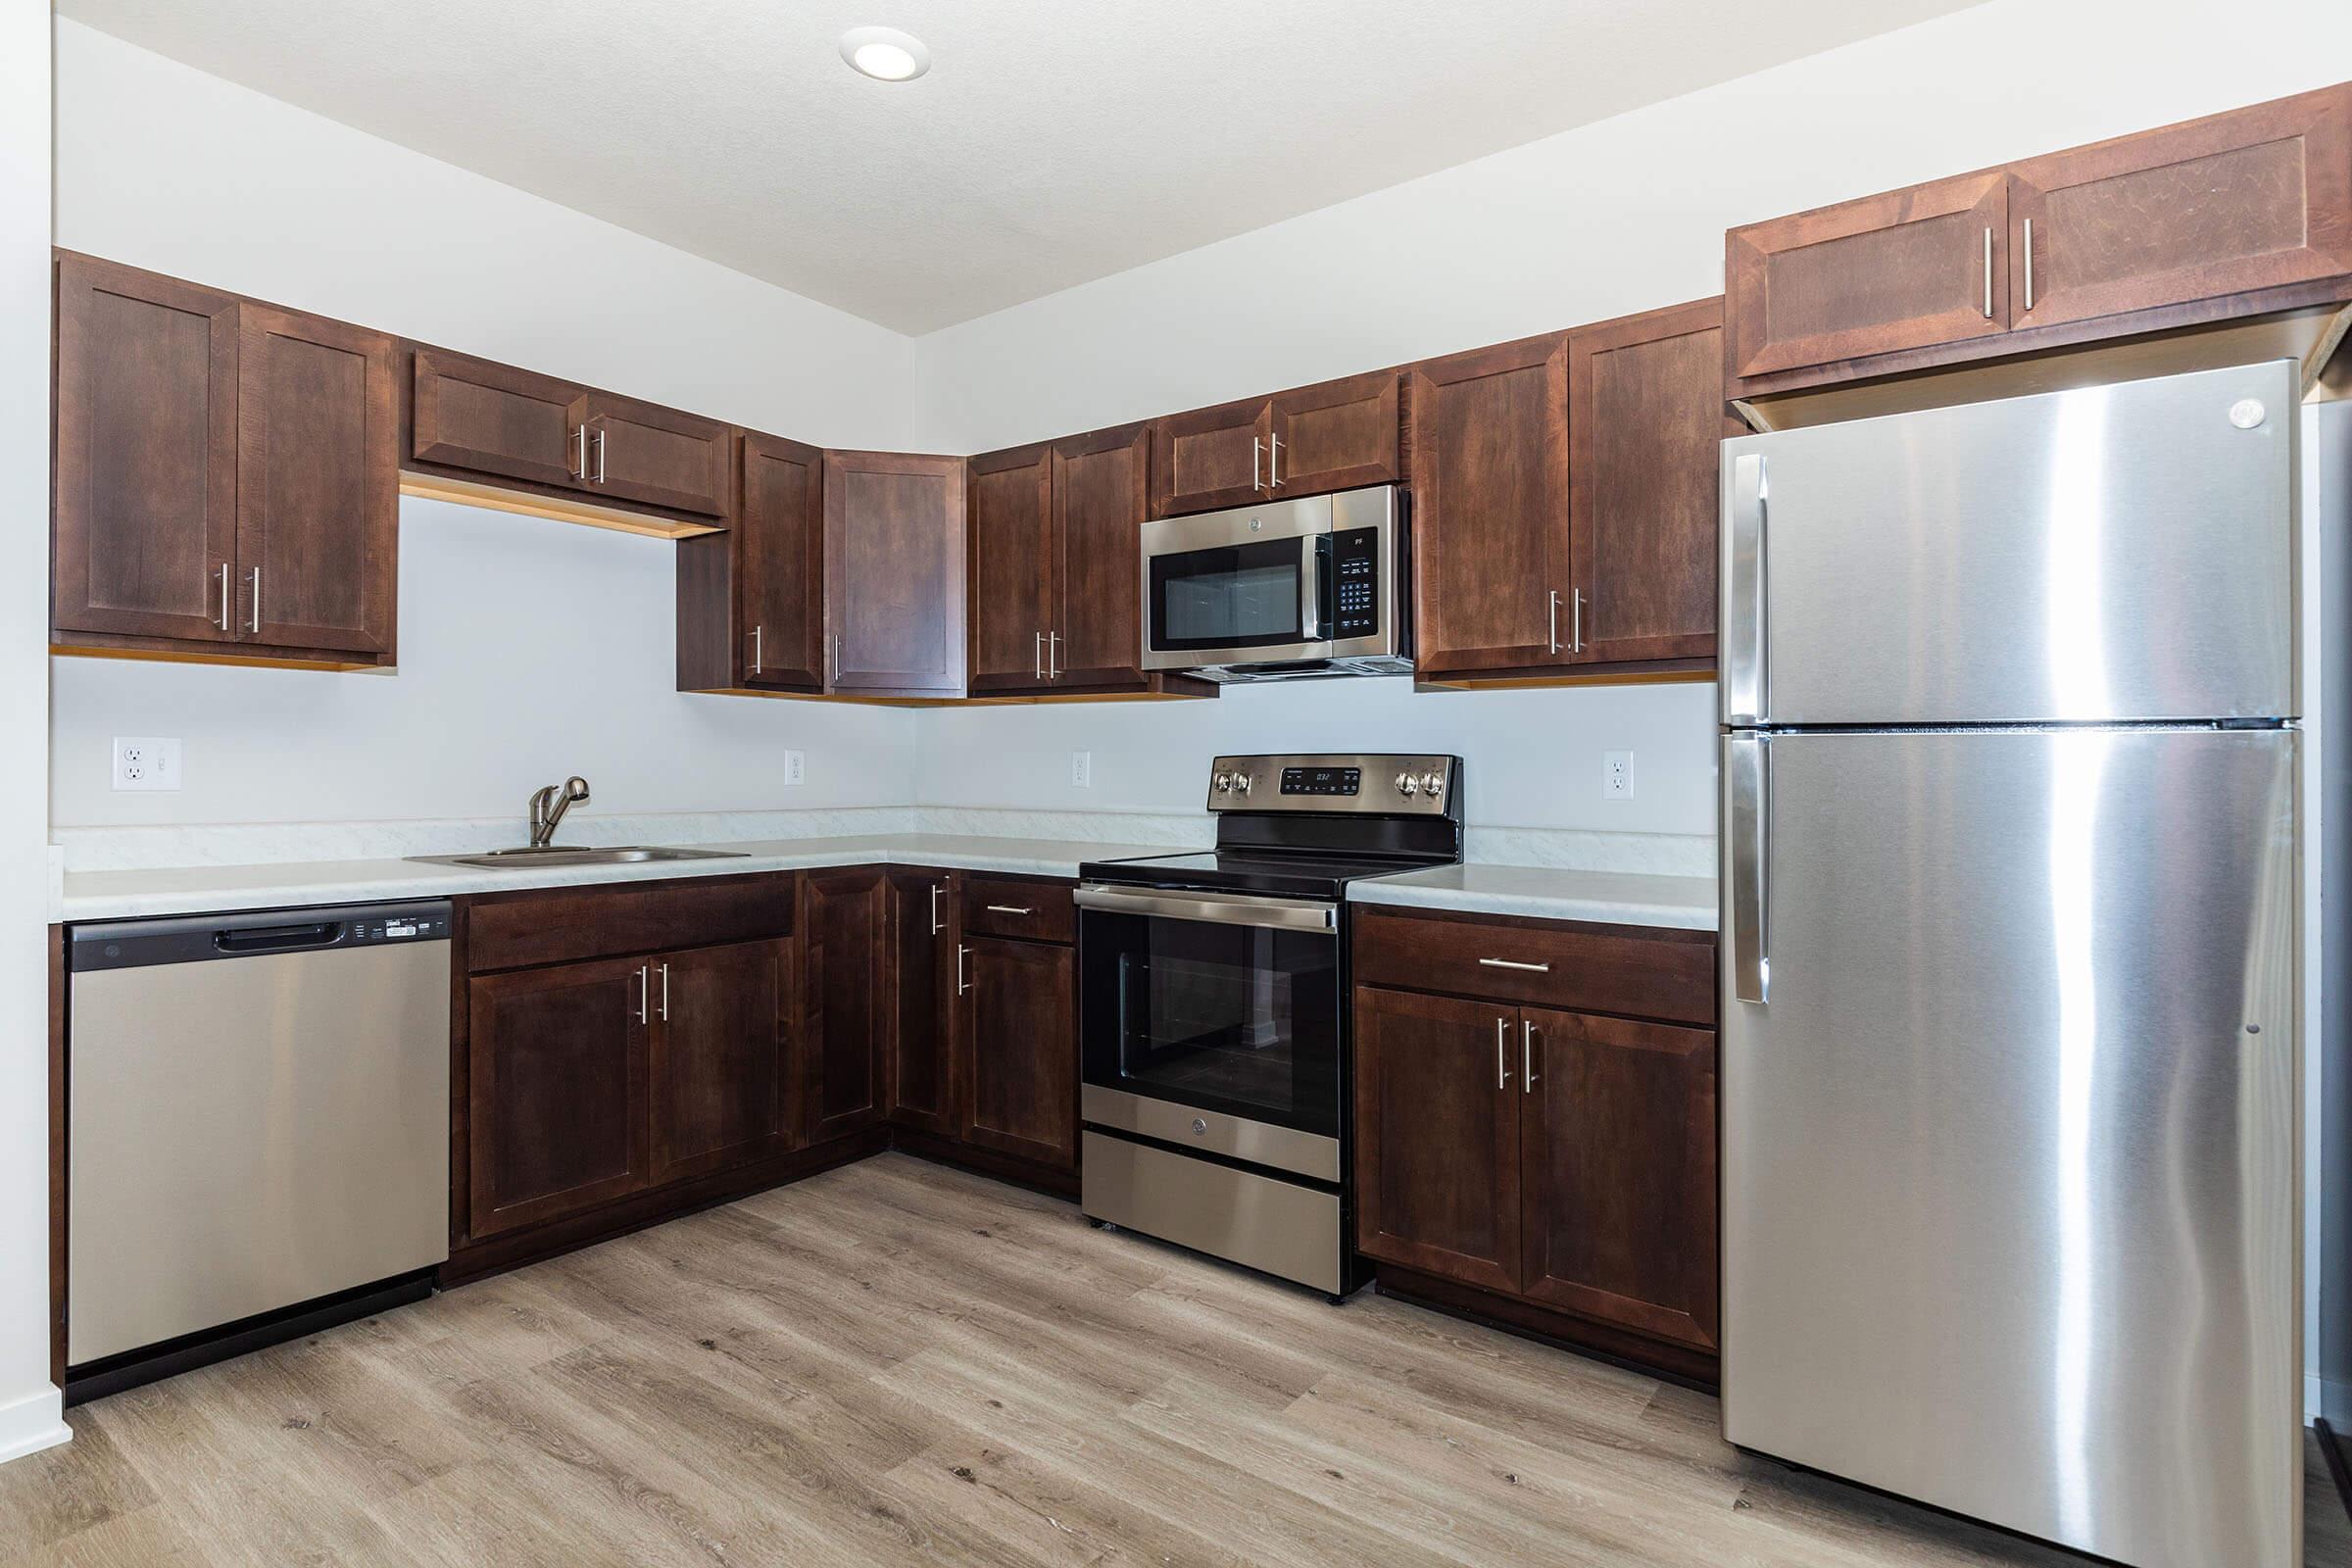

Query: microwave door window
[{"left": 1152, "top": 540, "right": 1306, "bottom": 651}]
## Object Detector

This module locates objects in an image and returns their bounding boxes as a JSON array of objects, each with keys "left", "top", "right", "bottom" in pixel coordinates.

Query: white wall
[
  {"left": 48, "top": 21, "right": 922, "bottom": 834},
  {"left": 1, "top": 0, "right": 68, "bottom": 1462}
]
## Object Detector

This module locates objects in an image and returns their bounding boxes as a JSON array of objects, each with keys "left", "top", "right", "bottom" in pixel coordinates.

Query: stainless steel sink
[{"left": 409, "top": 846, "right": 749, "bottom": 869}]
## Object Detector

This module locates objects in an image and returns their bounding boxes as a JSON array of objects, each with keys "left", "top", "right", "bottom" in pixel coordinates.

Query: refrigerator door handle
[
  {"left": 1725, "top": 453, "right": 1768, "bottom": 724},
  {"left": 1729, "top": 732, "right": 1769, "bottom": 1004}
]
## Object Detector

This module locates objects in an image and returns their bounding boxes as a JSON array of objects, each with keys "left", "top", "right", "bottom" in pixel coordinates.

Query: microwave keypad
[{"left": 1331, "top": 527, "right": 1380, "bottom": 638}]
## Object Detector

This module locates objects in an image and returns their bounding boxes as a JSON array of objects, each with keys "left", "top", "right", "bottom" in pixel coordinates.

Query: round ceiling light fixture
[{"left": 839, "top": 26, "right": 930, "bottom": 82}]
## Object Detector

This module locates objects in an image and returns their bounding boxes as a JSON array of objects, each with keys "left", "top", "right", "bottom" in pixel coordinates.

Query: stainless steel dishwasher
[{"left": 67, "top": 901, "right": 452, "bottom": 1395}]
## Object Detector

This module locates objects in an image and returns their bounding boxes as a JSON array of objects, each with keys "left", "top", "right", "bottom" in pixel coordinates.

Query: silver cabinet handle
[
  {"left": 2022, "top": 218, "right": 2034, "bottom": 314},
  {"left": 1495, "top": 1017, "right": 1513, "bottom": 1090},
  {"left": 831, "top": 633, "right": 842, "bottom": 683},
  {"left": 658, "top": 962, "right": 670, "bottom": 1022},
  {"left": 593, "top": 426, "right": 608, "bottom": 484},
  {"left": 750, "top": 624, "right": 763, "bottom": 675},
  {"left": 1034, "top": 630, "right": 1045, "bottom": 681},
  {"left": 985, "top": 905, "right": 1034, "bottom": 916},
  {"left": 1724, "top": 452, "right": 1769, "bottom": 725},
  {"left": 930, "top": 882, "right": 945, "bottom": 936},
  {"left": 1268, "top": 431, "right": 1283, "bottom": 487},
  {"left": 216, "top": 563, "right": 231, "bottom": 630},
  {"left": 1251, "top": 435, "right": 1263, "bottom": 492},
  {"left": 1983, "top": 225, "right": 1993, "bottom": 319},
  {"left": 1546, "top": 589, "right": 1559, "bottom": 656},
  {"left": 635, "top": 964, "right": 650, "bottom": 1024},
  {"left": 1523, "top": 1018, "right": 1539, "bottom": 1095},
  {"left": 248, "top": 566, "right": 262, "bottom": 633},
  {"left": 572, "top": 423, "right": 588, "bottom": 481},
  {"left": 1047, "top": 630, "right": 1061, "bottom": 679},
  {"left": 956, "top": 944, "right": 970, "bottom": 996},
  {"left": 1479, "top": 956, "right": 1551, "bottom": 973},
  {"left": 1729, "top": 731, "right": 1770, "bottom": 1004},
  {"left": 1570, "top": 588, "right": 1584, "bottom": 653}
]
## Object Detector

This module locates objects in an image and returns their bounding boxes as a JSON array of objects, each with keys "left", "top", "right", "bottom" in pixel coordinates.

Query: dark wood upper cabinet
[
  {"left": 2010, "top": 84, "right": 2352, "bottom": 332},
  {"left": 1052, "top": 423, "right": 1153, "bottom": 689},
  {"left": 957, "top": 934, "right": 1076, "bottom": 1170},
  {"left": 804, "top": 867, "right": 888, "bottom": 1142},
  {"left": 1565, "top": 299, "right": 1726, "bottom": 668},
  {"left": 647, "top": 939, "right": 795, "bottom": 1186},
  {"left": 739, "top": 431, "right": 826, "bottom": 691},
  {"left": 52, "top": 255, "right": 241, "bottom": 646},
  {"left": 1352, "top": 985, "right": 1522, "bottom": 1295},
  {"left": 1519, "top": 1008, "right": 1718, "bottom": 1351},
  {"left": 823, "top": 451, "right": 967, "bottom": 697},
  {"left": 578, "top": 392, "right": 731, "bottom": 517},
  {"left": 966, "top": 443, "right": 1057, "bottom": 694},
  {"left": 1152, "top": 395, "right": 1270, "bottom": 516},
  {"left": 1407, "top": 334, "right": 1573, "bottom": 677},
  {"left": 235, "top": 304, "right": 399, "bottom": 656},
  {"left": 409, "top": 347, "right": 584, "bottom": 491},
  {"left": 885, "top": 869, "right": 959, "bottom": 1138},
  {"left": 1266, "top": 371, "right": 1401, "bottom": 497},
  {"left": 466, "top": 955, "right": 651, "bottom": 1239}
]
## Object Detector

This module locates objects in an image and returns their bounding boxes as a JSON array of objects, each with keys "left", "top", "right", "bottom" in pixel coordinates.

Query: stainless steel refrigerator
[{"left": 1718, "top": 360, "right": 2302, "bottom": 1568}]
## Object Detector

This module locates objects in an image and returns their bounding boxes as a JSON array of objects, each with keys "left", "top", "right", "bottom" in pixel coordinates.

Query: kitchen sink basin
[{"left": 410, "top": 846, "right": 749, "bottom": 869}]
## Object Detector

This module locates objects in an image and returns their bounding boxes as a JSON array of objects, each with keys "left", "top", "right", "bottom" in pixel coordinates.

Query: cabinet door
[
  {"left": 966, "top": 444, "right": 1056, "bottom": 694},
  {"left": 1266, "top": 371, "right": 1399, "bottom": 498},
  {"left": 1352, "top": 987, "right": 1521, "bottom": 1294},
  {"left": 52, "top": 255, "right": 240, "bottom": 643},
  {"left": 1566, "top": 299, "right": 1726, "bottom": 667},
  {"left": 823, "top": 451, "right": 967, "bottom": 696},
  {"left": 958, "top": 936, "right": 1076, "bottom": 1170},
  {"left": 579, "top": 392, "right": 732, "bottom": 517},
  {"left": 1152, "top": 396, "right": 1271, "bottom": 516},
  {"left": 409, "top": 348, "right": 585, "bottom": 490},
  {"left": 739, "top": 431, "right": 825, "bottom": 690},
  {"left": 467, "top": 956, "right": 650, "bottom": 1238},
  {"left": 886, "top": 870, "right": 959, "bottom": 1137},
  {"left": 1407, "top": 334, "right": 1573, "bottom": 676},
  {"left": 1726, "top": 171, "right": 2008, "bottom": 381},
  {"left": 648, "top": 939, "right": 794, "bottom": 1186},
  {"left": 235, "top": 304, "right": 399, "bottom": 656},
  {"left": 2010, "top": 84, "right": 2352, "bottom": 332},
  {"left": 1053, "top": 423, "right": 1152, "bottom": 689},
  {"left": 804, "top": 867, "right": 888, "bottom": 1142},
  {"left": 1520, "top": 1008, "right": 1718, "bottom": 1351}
]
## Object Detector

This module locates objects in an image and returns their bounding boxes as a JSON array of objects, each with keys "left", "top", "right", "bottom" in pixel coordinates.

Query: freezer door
[
  {"left": 1720, "top": 726, "right": 2299, "bottom": 1568},
  {"left": 1721, "top": 360, "right": 2297, "bottom": 726}
]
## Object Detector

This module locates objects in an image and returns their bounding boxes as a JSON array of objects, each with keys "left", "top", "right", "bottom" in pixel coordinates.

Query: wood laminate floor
[{"left": 3, "top": 1153, "right": 2345, "bottom": 1567}]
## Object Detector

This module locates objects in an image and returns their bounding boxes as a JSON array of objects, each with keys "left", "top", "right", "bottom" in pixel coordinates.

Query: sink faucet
[{"left": 527, "top": 776, "right": 591, "bottom": 848}]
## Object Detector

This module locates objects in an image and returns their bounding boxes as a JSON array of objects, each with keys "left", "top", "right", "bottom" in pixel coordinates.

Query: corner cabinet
[
  {"left": 824, "top": 451, "right": 967, "bottom": 697},
  {"left": 53, "top": 253, "right": 399, "bottom": 668}
]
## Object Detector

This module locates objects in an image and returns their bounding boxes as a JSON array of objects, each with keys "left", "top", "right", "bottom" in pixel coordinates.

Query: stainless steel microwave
[{"left": 1139, "top": 484, "right": 1410, "bottom": 681}]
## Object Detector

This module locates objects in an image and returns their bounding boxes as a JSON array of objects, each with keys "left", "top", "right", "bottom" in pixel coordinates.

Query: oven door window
[
  {"left": 1081, "top": 907, "right": 1341, "bottom": 1136},
  {"left": 1149, "top": 537, "right": 1312, "bottom": 653}
]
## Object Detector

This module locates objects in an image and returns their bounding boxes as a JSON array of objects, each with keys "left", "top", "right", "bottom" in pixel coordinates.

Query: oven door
[
  {"left": 1141, "top": 513, "right": 1329, "bottom": 670},
  {"left": 1076, "top": 886, "right": 1343, "bottom": 1174}
]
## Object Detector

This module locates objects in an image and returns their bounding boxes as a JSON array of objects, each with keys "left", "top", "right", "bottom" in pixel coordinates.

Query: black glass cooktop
[{"left": 1078, "top": 849, "right": 1436, "bottom": 900}]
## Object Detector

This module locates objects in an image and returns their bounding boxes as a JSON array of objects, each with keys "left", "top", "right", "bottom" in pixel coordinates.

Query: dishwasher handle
[
  {"left": 71, "top": 900, "right": 455, "bottom": 972},
  {"left": 214, "top": 921, "right": 346, "bottom": 956}
]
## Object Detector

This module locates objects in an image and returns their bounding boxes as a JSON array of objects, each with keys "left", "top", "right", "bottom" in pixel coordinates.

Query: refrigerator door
[
  {"left": 1721, "top": 360, "right": 2297, "bottom": 727},
  {"left": 1720, "top": 726, "right": 2299, "bottom": 1568}
]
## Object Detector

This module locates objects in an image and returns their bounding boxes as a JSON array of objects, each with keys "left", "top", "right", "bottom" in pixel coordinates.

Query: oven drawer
[
  {"left": 1351, "top": 905, "right": 1716, "bottom": 1025},
  {"left": 1082, "top": 1084, "right": 1339, "bottom": 1182},
  {"left": 1082, "top": 1132, "right": 1342, "bottom": 1296},
  {"left": 961, "top": 876, "right": 1075, "bottom": 943}
]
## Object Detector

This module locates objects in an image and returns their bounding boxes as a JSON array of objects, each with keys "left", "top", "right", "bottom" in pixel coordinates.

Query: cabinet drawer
[
  {"left": 960, "top": 875, "right": 1075, "bottom": 944},
  {"left": 1351, "top": 906, "right": 1714, "bottom": 1026},
  {"left": 465, "top": 872, "right": 797, "bottom": 973}
]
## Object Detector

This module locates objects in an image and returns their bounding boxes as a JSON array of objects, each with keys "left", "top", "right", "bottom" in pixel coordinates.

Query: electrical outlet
[
  {"left": 113, "top": 736, "right": 183, "bottom": 793},
  {"left": 1602, "top": 750, "right": 1633, "bottom": 801},
  {"left": 783, "top": 750, "right": 806, "bottom": 786},
  {"left": 1070, "top": 750, "right": 1093, "bottom": 788}
]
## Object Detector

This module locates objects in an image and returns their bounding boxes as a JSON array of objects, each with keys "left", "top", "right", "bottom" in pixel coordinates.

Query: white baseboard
[{"left": 0, "top": 1385, "right": 69, "bottom": 1466}]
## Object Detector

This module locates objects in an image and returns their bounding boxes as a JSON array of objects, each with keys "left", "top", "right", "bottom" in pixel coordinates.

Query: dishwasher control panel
[
  {"left": 71, "top": 900, "right": 456, "bottom": 972},
  {"left": 350, "top": 911, "right": 451, "bottom": 944}
]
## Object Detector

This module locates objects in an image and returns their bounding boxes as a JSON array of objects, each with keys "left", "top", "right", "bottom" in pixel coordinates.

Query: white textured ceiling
[{"left": 57, "top": 0, "right": 1984, "bottom": 332}]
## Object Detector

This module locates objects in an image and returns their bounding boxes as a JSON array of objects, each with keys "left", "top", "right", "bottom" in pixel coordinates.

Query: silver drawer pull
[
  {"left": 1478, "top": 957, "right": 1551, "bottom": 973},
  {"left": 984, "top": 905, "right": 1034, "bottom": 916}
]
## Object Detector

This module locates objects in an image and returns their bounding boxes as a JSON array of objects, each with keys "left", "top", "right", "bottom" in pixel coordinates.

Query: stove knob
[
  {"left": 1421, "top": 771, "right": 1446, "bottom": 798},
  {"left": 1212, "top": 771, "right": 1232, "bottom": 794},
  {"left": 1232, "top": 772, "right": 1251, "bottom": 795},
  {"left": 1394, "top": 772, "right": 1417, "bottom": 798}
]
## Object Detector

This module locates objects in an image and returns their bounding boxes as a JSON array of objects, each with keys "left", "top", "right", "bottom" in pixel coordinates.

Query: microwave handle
[{"left": 1300, "top": 533, "right": 1332, "bottom": 642}]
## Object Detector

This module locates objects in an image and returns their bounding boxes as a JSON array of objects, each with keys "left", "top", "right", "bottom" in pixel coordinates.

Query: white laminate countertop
[
  {"left": 1348, "top": 862, "right": 1719, "bottom": 932},
  {"left": 58, "top": 834, "right": 1192, "bottom": 923}
]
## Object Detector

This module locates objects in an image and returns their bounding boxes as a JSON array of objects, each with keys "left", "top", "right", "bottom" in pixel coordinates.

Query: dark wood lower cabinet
[
  {"left": 886, "top": 869, "right": 959, "bottom": 1137},
  {"left": 958, "top": 935, "right": 1076, "bottom": 1171},
  {"left": 804, "top": 867, "right": 889, "bottom": 1142},
  {"left": 648, "top": 939, "right": 797, "bottom": 1186}
]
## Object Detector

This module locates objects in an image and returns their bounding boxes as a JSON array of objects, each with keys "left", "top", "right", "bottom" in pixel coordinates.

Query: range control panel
[{"left": 1208, "top": 754, "right": 1461, "bottom": 814}]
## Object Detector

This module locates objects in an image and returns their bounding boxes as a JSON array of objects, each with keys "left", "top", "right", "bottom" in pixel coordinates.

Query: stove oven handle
[{"left": 1074, "top": 884, "right": 1338, "bottom": 934}]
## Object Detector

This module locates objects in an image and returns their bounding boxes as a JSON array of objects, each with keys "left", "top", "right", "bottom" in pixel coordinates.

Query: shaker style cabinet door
[
  {"left": 1052, "top": 423, "right": 1153, "bottom": 689},
  {"left": 886, "top": 870, "right": 960, "bottom": 1138},
  {"left": 1518, "top": 1007, "right": 1718, "bottom": 1350},
  {"left": 1264, "top": 371, "right": 1400, "bottom": 498},
  {"left": 803, "top": 867, "right": 889, "bottom": 1142},
  {"left": 647, "top": 939, "right": 794, "bottom": 1186},
  {"left": 1407, "top": 334, "right": 1574, "bottom": 676},
  {"left": 467, "top": 956, "right": 652, "bottom": 1239},
  {"left": 736, "top": 431, "right": 827, "bottom": 691},
  {"left": 966, "top": 443, "right": 1057, "bottom": 694},
  {"left": 52, "top": 254, "right": 241, "bottom": 644},
  {"left": 957, "top": 935, "right": 1076, "bottom": 1170},
  {"left": 1351, "top": 986, "right": 1523, "bottom": 1294},
  {"left": 409, "top": 347, "right": 586, "bottom": 491},
  {"left": 2009, "top": 83, "right": 2352, "bottom": 332},
  {"left": 823, "top": 451, "right": 968, "bottom": 697},
  {"left": 1152, "top": 395, "right": 1271, "bottom": 516},
  {"left": 1726, "top": 170, "right": 2009, "bottom": 381},
  {"left": 576, "top": 390, "right": 732, "bottom": 517},
  {"left": 235, "top": 303, "right": 399, "bottom": 656}
]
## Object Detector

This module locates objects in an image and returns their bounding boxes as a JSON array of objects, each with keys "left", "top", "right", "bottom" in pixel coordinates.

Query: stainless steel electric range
[{"left": 1075, "top": 753, "right": 1463, "bottom": 1298}]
